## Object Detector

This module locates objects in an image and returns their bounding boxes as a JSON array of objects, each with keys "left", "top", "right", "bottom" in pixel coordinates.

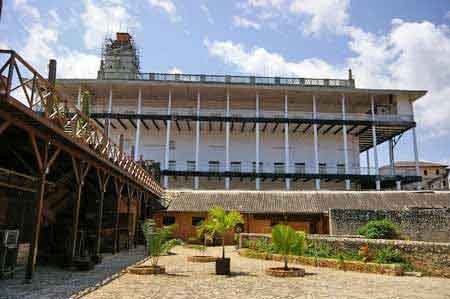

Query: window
[
  {"left": 274, "top": 162, "right": 285, "bottom": 173},
  {"left": 231, "top": 161, "right": 241, "bottom": 172},
  {"left": 295, "top": 163, "right": 306, "bottom": 174},
  {"left": 163, "top": 216, "right": 175, "bottom": 225},
  {"left": 436, "top": 169, "right": 440, "bottom": 175},
  {"left": 169, "top": 140, "right": 175, "bottom": 150},
  {"left": 443, "top": 180, "right": 447, "bottom": 187},
  {"left": 252, "top": 161, "right": 263, "bottom": 173},
  {"left": 208, "top": 161, "right": 220, "bottom": 172},
  {"left": 424, "top": 169, "right": 428, "bottom": 176},
  {"left": 337, "top": 164, "right": 345, "bottom": 175},
  {"left": 192, "top": 217, "right": 205, "bottom": 226},
  {"left": 319, "top": 163, "right": 327, "bottom": 174},
  {"left": 187, "top": 160, "right": 196, "bottom": 171},
  {"left": 168, "top": 160, "right": 176, "bottom": 171}
]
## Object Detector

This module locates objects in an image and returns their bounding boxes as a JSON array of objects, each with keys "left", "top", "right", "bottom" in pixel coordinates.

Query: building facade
[
  {"left": 380, "top": 161, "right": 449, "bottom": 190},
  {"left": 57, "top": 33, "right": 425, "bottom": 192}
]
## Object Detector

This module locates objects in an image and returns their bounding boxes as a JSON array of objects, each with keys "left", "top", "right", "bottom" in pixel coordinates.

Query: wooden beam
[
  {"left": 333, "top": 126, "right": 343, "bottom": 135},
  {"left": 321, "top": 124, "right": 335, "bottom": 135},
  {"left": 262, "top": 123, "right": 268, "bottom": 132},
  {"left": 292, "top": 123, "right": 302, "bottom": 133},
  {"left": 185, "top": 120, "right": 191, "bottom": 131},
  {"left": 141, "top": 120, "right": 149, "bottom": 130},
  {"left": 152, "top": 119, "right": 160, "bottom": 130},
  {"left": 117, "top": 119, "right": 127, "bottom": 130},
  {"left": 29, "top": 134, "right": 43, "bottom": 173},
  {"left": 128, "top": 119, "right": 137, "bottom": 129},
  {"left": 302, "top": 124, "right": 312, "bottom": 133},
  {"left": 347, "top": 124, "right": 358, "bottom": 134},
  {"left": 240, "top": 122, "right": 246, "bottom": 132},
  {"left": 272, "top": 123, "right": 279, "bottom": 133},
  {"left": 175, "top": 120, "right": 181, "bottom": 132},
  {"left": 0, "top": 120, "right": 11, "bottom": 136}
]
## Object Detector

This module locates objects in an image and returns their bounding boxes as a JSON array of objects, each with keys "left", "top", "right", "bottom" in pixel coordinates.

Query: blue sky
[{"left": 1, "top": 0, "right": 450, "bottom": 166}]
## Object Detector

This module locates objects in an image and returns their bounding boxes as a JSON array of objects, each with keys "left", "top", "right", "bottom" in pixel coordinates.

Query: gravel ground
[
  {"left": 0, "top": 246, "right": 146, "bottom": 299},
  {"left": 83, "top": 246, "right": 450, "bottom": 299}
]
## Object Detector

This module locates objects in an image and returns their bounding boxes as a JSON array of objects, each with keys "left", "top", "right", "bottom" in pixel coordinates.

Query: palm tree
[
  {"left": 141, "top": 219, "right": 180, "bottom": 267},
  {"left": 271, "top": 224, "right": 306, "bottom": 270},
  {"left": 203, "top": 207, "right": 244, "bottom": 259}
]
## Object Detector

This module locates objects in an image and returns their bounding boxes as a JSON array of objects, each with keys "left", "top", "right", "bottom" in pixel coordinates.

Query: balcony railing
[
  {"left": 90, "top": 106, "right": 414, "bottom": 122},
  {"left": 123, "top": 72, "right": 356, "bottom": 88},
  {"left": 162, "top": 161, "right": 418, "bottom": 176}
]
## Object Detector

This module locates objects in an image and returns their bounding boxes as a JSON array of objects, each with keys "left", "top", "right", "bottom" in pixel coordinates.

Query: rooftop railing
[{"left": 100, "top": 71, "right": 355, "bottom": 88}]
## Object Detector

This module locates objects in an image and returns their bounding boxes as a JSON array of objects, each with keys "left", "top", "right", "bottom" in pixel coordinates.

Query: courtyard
[{"left": 82, "top": 246, "right": 449, "bottom": 299}]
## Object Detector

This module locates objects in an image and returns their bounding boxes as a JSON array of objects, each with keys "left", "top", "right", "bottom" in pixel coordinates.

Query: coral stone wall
[
  {"left": 239, "top": 233, "right": 450, "bottom": 278},
  {"left": 329, "top": 208, "right": 450, "bottom": 242}
]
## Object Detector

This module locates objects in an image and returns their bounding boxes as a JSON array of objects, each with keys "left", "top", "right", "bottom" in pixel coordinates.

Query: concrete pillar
[
  {"left": 371, "top": 95, "right": 380, "bottom": 190},
  {"left": 284, "top": 93, "right": 290, "bottom": 190},
  {"left": 77, "top": 86, "right": 82, "bottom": 108},
  {"left": 341, "top": 94, "right": 350, "bottom": 190},
  {"left": 412, "top": 127, "right": 421, "bottom": 190},
  {"left": 366, "top": 150, "right": 371, "bottom": 175},
  {"left": 134, "top": 88, "right": 142, "bottom": 161},
  {"left": 194, "top": 91, "right": 201, "bottom": 189},
  {"left": 396, "top": 180, "right": 401, "bottom": 191},
  {"left": 389, "top": 139, "right": 395, "bottom": 176},
  {"left": 255, "top": 93, "right": 260, "bottom": 190},
  {"left": 225, "top": 90, "right": 230, "bottom": 189},
  {"left": 106, "top": 87, "right": 113, "bottom": 137},
  {"left": 313, "top": 95, "right": 320, "bottom": 190},
  {"left": 163, "top": 90, "right": 172, "bottom": 189}
]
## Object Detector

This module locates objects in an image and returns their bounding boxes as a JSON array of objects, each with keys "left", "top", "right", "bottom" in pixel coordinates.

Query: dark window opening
[
  {"left": 192, "top": 217, "right": 205, "bottom": 226},
  {"left": 163, "top": 216, "right": 176, "bottom": 226}
]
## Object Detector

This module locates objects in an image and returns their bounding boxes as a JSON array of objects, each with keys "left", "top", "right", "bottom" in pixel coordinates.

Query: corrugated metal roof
[
  {"left": 380, "top": 161, "right": 449, "bottom": 168},
  {"left": 163, "top": 190, "right": 450, "bottom": 214}
]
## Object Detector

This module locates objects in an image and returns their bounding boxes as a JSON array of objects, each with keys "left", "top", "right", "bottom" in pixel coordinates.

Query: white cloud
[
  {"left": 289, "top": 0, "right": 350, "bottom": 36},
  {"left": 205, "top": 39, "right": 343, "bottom": 77},
  {"left": 247, "top": 0, "right": 284, "bottom": 9},
  {"left": 200, "top": 4, "right": 214, "bottom": 24},
  {"left": 233, "top": 16, "right": 261, "bottom": 30},
  {"left": 13, "top": 0, "right": 40, "bottom": 19},
  {"left": 148, "top": 0, "right": 180, "bottom": 23},
  {"left": 168, "top": 67, "right": 182, "bottom": 74},
  {"left": 81, "top": 0, "right": 137, "bottom": 50},
  {"left": 58, "top": 51, "right": 99, "bottom": 78}
]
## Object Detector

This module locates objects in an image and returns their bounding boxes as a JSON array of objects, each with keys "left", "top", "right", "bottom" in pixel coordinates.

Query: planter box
[{"left": 238, "top": 249, "right": 403, "bottom": 276}]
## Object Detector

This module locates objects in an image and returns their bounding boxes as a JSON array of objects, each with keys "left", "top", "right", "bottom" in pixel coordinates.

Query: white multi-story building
[{"left": 57, "top": 33, "right": 425, "bottom": 191}]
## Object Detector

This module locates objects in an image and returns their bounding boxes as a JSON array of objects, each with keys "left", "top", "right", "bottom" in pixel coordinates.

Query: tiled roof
[{"left": 163, "top": 190, "right": 450, "bottom": 214}]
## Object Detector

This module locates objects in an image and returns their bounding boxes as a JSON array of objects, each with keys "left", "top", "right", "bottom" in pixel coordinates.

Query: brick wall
[
  {"left": 329, "top": 208, "right": 450, "bottom": 242},
  {"left": 239, "top": 233, "right": 450, "bottom": 278}
]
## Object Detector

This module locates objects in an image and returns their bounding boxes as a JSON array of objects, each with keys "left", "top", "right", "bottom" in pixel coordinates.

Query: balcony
[
  {"left": 160, "top": 161, "right": 418, "bottom": 177},
  {"left": 90, "top": 106, "right": 414, "bottom": 123}
]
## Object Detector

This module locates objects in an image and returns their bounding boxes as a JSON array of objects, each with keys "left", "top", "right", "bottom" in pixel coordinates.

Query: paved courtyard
[
  {"left": 83, "top": 246, "right": 450, "bottom": 299},
  {"left": 0, "top": 246, "right": 146, "bottom": 299}
]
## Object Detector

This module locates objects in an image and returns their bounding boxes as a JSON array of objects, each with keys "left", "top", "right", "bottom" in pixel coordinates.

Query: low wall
[
  {"left": 239, "top": 233, "right": 450, "bottom": 278},
  {"left": 329, "top": 208, "right": 450, "bottom": 242}
]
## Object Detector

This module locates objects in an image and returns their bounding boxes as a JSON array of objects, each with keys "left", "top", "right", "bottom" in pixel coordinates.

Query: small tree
[
  {"left": 357, "top": 219, "right": 400, "bottom": 239},
  {"left": 141, "top": 219, "right": 180, "bottom": 267},
  {"left": 271, "top": 224, "right": 306, "bottom": 270},
  {"left": 202, "top": 207, "right": 244, "bottom": 259}
]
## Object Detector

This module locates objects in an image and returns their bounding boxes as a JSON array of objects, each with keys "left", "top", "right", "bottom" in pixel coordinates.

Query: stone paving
[
  {"left": 0, "top": 246, "right": 146, "bottom": 299},
  {"left": 83, "top": 246, "right": 450, "bottom": 299}
]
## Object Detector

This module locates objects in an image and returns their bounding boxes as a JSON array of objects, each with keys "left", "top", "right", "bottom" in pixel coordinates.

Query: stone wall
[
  {"left": 329, "top": 208, "right": 450, "bottom": 242},
  {"left": 239, "top": 233, "right": 450, "bottom": 278}
]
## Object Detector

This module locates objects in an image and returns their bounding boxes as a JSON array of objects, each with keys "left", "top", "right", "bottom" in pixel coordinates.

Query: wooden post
[
  {"left": 70, "top": 158, "right": 90, "bottom": 262},
  {"left": 113, "top": 178, "right": 124, "bottom": 254},
  {"left": 95, "top": 169, "right": 110, "bottom": 258},
  {"left": 25, "top": 135, "right": 60, "bottom": 281}
]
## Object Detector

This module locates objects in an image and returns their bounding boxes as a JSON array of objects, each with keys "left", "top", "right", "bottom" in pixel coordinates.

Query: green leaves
[
  {"left": 357, "top": 219, "right": 400, "bottom": 239},
  {"left": 141, "top": 219, "right": 178, "bottom": 266},
  {"left": 271, "top": 224, "right": 307, "bottom": 269}
]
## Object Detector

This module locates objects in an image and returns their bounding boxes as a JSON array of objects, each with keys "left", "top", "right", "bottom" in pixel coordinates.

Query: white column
[
  {"left": 366, "top": 150, "right": 371, "bottom": 175},
  {"left": 163, "top": 89, "right": 172, "bottom": 189},
  {"left": 134, "top": 88, "right": 142, "bottom": 161},
  {"left": 412, "top": 127, "right": 421, "bottom": 190},
  {"left": 313, "top": 95, "right": 320, "bottom": 190},
  {"left": 106, "top": 87, "right": 113, "bottom": 137},
  {"left": 194, "top": 91, "right": 201, "bottom": 190},
  {"left": 342, "top": 94, "right": 350, "bottom": 190},
  {"left": 225, "top": 90, "right": 231, "bottom": 190},
  {"left": 371, "top": 95, "right": 380, "bottom": 190},
  {"left": 77, "top": 86, "right": 82, "bottom": 108},
  {"left": 389, "top": 139, "right": 395, "bottom": 176},
  {"left": 396, "top": 180, "right": 402, "bottom": 191},
  {"left": 284, "top": 94, "right": 290, "bottom": 190},
  {"left": 255, "top": 93, "right": 260, "bottom": 190}
]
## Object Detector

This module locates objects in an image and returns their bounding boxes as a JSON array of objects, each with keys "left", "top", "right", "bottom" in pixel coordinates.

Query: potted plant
[
  {"left": 202, "top": 207, "right": 244, "bottom": 275},
  {"left": 128, "top": 219, "right": 180, "bottom": 275},
  {"left": 186, "top": 220, "right": 218, "bottom": 263},
  {"left": 266, "top": 224, "right": 306, "bottom": 277}
]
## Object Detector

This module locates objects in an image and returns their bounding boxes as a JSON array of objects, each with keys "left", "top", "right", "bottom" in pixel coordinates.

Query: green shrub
[
  {"left": 357, "top": 219, "right": 400, "bottom": 239},
  {"left": 251, "top": 238, "right": 275, "bottom": 253},
  {"left": 374, "top": 247, "right": 403, "bottom": 264},
  {"left": 290, "top": 231, "right": 307, "bottom": 256}
]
